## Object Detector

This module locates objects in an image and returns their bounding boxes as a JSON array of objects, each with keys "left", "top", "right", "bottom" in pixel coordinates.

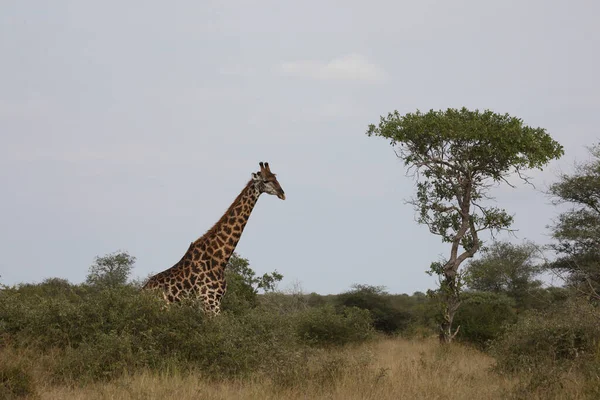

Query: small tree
[
  {"left": 367, "top": 107, "right": 563, "bottom": 342},
  {"left": 86, "top": 251, "right": 136, "bottom": 288},
  {"left": 547, "top": 143, "right": 600, "bottom": 301},
  {"left": 336, "top": 284, "right": 413, "bottom": 334},
  {"left": 222, "top": 252, "right": 283, "bottom": 313},
  {"left": 464, "top": 240, "right": 543, "bottom": 309}
]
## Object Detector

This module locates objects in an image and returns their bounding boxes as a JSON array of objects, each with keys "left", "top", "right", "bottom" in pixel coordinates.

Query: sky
[{"left": 1, "top": 0, "right": 599, "bottom": 295}]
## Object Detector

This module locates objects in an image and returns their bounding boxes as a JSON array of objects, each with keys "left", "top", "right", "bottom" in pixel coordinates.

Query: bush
[
  {"left": 295, "top": 305, "right": 373, "bottom": 347},
  {"left": 336, "top": 285, "right": 414, "bottom": 334},
  {"left": 0, "top": 280, "right": 375, "bottom": 384},
  {"left": 490, "top": 299, "right": 600, "bottom": 375},
  {"left": 453, "top": 291, "right": 517, "bottom": 348},
  {"left": 221, "top": 253, "right": 283, "bottom": 314}
]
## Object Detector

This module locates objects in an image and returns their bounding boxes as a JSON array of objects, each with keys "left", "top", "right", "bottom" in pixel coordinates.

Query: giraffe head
[{"left": 252, "top": 162, "right": 286, "bottom": 200}]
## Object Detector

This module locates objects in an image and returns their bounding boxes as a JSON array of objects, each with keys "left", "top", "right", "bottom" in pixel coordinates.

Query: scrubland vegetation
[
  {"left": 1, "top": 264, "right": 598, "bottom": 399},
  {"left": 1, "top": 139, "right": 598, "bottom": 398}
]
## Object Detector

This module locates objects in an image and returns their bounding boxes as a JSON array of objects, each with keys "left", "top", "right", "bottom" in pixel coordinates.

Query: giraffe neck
[{"left": 194, "top": 180, "right": 261, "bottom": 267}]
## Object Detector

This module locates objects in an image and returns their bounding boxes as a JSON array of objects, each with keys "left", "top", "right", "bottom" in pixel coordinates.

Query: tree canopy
[
  {"left": 547, "top": 143, "right": 600, "bottom": 299},
  {"left": 367, "top": 108, "right": 563, "bottom": 271},
  {"left": 86, "top": 251, "right": 136, "bottom": 288},
  {"left": 463, "top": 240, "right": 543, "bottom": 308}
]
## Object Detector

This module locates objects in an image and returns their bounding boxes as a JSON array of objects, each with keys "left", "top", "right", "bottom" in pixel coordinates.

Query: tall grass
[{"left": 2, "top": 338, "right": 516, "bottom": 400}]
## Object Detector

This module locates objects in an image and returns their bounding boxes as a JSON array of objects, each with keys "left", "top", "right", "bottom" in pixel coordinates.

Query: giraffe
[{"left": 142, "top": 162, "right": 285, "bottom": 315}]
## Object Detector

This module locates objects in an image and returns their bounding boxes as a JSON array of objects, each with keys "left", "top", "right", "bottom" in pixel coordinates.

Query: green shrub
[
  {"left": 220, "top": 253, "right": 283, "bottom": 315},
  {"left": 336, "top": 285, "right": 414, "bottom": 334},
  {"left": 0, "top": 281, "right": 375, "bottom": 384},
  {"left": 453, "top": 291, "right": 517, "bottom": 348},
  {"left": 490, "top": 299, "right": 600, "bottom": 375},
  {"left": 296, "top": 305, "right": 373, "bottom": 347}
]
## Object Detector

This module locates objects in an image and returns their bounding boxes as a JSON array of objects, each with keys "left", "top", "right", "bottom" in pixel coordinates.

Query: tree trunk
[{"left": 438, "top": 273, "right": 461, "bottom": 344}]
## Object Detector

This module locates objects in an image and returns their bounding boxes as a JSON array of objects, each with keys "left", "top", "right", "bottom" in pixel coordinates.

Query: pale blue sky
[{"left": 1, "top": 0, "right": 598, "bottom": 294}]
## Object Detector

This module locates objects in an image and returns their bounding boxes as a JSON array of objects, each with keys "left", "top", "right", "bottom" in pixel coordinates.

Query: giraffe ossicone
[{"left": 142, "top": 161, "right": 285, "bottom": 315}]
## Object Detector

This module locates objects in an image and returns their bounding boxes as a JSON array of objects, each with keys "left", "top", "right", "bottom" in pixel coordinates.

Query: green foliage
[
  {"left": 453, "top": 291, "right": 517, "bottom": 348},
  {"left": 367, "top": 107, "right": 563, "bottom": 341},
  {"left": 221, "top": 253, "right": 283, "bottom": 313},
  {"left": 0, "top": 277, "right": 373, "bottom": 384},
  {"left": 491, "top": 299, "right": 600, "bottom": 375},
  {"left": 0, "top": 364, "right": 35, "bottom": 399},
  {"left": 367, "top": 107, "right": 564, "bottom": 178},
  {"left": 336, "top": 284, "right": 413, "bottom": 334},
  {"left": 367, "top": 107, "right": 562, "bottom": 245},
  {"left": 86, "top": 251, "right": 136, "bottom": 288},
  {"left": 296, "top": 305, "right": 374, "bottom": 347},
  {"left": 547, "top": 143, "right": 600, "bottom": 297},
  {"left": 464, "top": 240, "right": 543, "bottom": 310}
]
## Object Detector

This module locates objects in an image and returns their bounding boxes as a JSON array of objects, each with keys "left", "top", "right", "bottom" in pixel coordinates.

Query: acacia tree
[
  {"left": 547, "top": 143, "right": 600, "bottom": 301},
  {"left": 463, "top": 240, "right": 543, "bottom": 309},
  {"left": 86, "top": 251, "right": 136, "bottom": 288},
  {"left": 366, "top": 107, "right": 563, "bottom": 343}
]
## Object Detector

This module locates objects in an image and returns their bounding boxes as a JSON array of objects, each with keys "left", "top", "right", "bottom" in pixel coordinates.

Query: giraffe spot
[
  {"left": 201, "top": 287, "right": 208, "bottom": 294},
  {"left": 233, "top": 225, "right": 241, "bottom": 232},
  {"left": 227, "top": 237, "right": 235, "bottom": 246},
  {"left": 193, "top": 249, "right": 200, "bottom": 260},
  {"left": 191, "top": 264, "right": 201, "bottom": 273},
  {"left": 183, "top": 279, "right": 192, "bottom": 290},
  {"left": 213, "top": 249, "right": 223, "bottom": 259},
  {"left": 167, "top": 294, "right": 175, "bottom": 302},
  {"left": 223, "top": 226, "right": 232, "bottom": 235}
]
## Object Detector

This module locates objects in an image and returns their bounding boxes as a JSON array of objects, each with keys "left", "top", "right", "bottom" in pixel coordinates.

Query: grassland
[{"left": 4, "top": 337, "right": 594, "bottom": 400}]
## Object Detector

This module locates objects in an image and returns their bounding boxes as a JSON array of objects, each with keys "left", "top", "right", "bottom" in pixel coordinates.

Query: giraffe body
[{"left": 142, "top": 162, "right": 285, "bottom": 315}]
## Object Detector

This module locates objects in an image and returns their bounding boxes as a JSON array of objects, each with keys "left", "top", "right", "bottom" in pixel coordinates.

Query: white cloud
[{"left": 278, "top": 54, "right": 387, "bottom": 83}]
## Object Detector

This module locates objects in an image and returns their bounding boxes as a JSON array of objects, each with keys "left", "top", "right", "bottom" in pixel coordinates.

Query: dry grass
[
  {"left": 8, "top": 337, "right": 596, "bottom": 400},
  {"left": 26, "top": 338, "right": 506, "bottom": 400}
]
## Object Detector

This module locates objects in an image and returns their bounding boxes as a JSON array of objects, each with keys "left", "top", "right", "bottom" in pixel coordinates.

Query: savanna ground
[{"left": 3, "top": 337, "right": 596, "bottom": 400}]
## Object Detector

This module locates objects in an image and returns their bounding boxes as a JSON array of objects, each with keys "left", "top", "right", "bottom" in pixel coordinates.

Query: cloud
[{"left": 278, "top": 54, "right": 387, "bottom": 83}]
